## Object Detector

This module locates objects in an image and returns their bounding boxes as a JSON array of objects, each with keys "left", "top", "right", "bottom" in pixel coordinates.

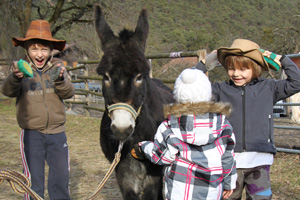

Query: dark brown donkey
[{"left": 94, "top": 5, "right": 174, "bottom": 200}]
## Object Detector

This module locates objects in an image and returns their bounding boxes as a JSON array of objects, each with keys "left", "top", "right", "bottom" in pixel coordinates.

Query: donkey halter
[{"left": 107, "top": 103, "right": 142, "bottom": 120}]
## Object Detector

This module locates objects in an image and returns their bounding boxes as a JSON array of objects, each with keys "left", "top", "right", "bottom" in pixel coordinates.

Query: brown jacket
[{"left": 2, "top": 57, "right": 75, "bottom": 134}]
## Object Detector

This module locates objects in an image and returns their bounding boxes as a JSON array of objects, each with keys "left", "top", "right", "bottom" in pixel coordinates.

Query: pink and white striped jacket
[{"left": 140, "top": 102, "right": 237, "bottom": 200}]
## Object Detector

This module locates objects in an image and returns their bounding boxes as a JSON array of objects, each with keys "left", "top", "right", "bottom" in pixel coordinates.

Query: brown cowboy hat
[
  {"left": 217, "top": 39, "right": 269, "bottom": 71},
  {"left": 12, "top": 20, "right": 66, "bottom": 51}
]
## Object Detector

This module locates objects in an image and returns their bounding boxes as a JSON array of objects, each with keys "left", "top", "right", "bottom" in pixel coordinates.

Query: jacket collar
[{"left": 164, "top": 102, "right": 232, "bottom": 118}]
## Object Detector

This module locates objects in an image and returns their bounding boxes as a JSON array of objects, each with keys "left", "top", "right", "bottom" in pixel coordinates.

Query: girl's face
[
  {"left": 227, "top": 66, "right": 253, "bottom": 86},
  {"left": 28, "top": 44, "right": 51, "bottom": 69}
]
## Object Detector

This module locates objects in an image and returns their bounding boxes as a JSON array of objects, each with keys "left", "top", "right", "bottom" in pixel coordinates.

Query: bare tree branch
[
  {"left": 51, "top": 8, "right": 92, "bottom": 36},
  {"left": 23, "top": 0, "right": 32, "bottom": 34},
  {"left": 48, "top": 0, "right": 65, "bottom": 27},
  {"left": 46, "top": 0, "right": 54, "bottom": 7}
]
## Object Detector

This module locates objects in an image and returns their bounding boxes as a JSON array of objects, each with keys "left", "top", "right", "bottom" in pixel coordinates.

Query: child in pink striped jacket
[{"left": 132, "top": 68, "right": 237, "bottom": 200}]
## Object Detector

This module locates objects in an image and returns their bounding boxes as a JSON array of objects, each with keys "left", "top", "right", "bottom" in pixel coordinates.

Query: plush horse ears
[{"left": 94, "top": 4, "right": 117, "bottom": 50}]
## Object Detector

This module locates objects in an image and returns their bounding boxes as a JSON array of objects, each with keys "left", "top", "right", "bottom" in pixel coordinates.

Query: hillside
[
  {"left": 65, "top": 0, "right": 300, "bottom": 77},
  {"left": 0, "top": 0, "right": 299, "bottom": 79}
]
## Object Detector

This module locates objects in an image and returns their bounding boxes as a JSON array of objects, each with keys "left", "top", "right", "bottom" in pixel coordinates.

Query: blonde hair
[
  {"left": 225, "top": 55, "right": 262, "bottom": 78},
  {"left": 24, "top": 39, "right": 54, "bottom": 50}
]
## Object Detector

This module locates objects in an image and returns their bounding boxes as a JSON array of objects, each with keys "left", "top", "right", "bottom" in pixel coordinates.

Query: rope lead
[
  {"left": 0, "top": 169, "right": 43, "bottom": 200},
  {"left": 0, "top": 141, "right": 124, "bottom": 200},
  {"left": 87, "top": 141, "right": 124, "bottom": 200}
]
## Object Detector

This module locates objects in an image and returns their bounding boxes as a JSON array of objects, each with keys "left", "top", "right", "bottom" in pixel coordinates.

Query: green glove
[
  {"left": 50, "top": 66, "right": 62, "bottom": 82},
  {"left": 259, "top": 49, "right": 281, "bottom": 71},
  {"left": 17, "top": 59, "right": 33, "bottom": 78}
]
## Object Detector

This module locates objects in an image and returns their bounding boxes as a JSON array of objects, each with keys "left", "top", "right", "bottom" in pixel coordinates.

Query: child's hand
[
  {"left": 12, "top": 61, "right": 24, "bottom": 79},
  {"left": 59, "top": 66, "right": 65, "bottom": 80},
  {"left": 260, "top": 50, "right": 282, "bottom": 71},
  {"left": 263, "top": 50, "right": 282, "bottom": 62},
  {"left": 222, "top": 189, "right": 233, "bottom": 199},
  {"left": 51, "top": 64, "right": 65, "bottom": 82},
  {"left": 205, "top": 50, "right": 219, "bottom": 71},
  {"left": 131, "top": 143, "right": 146, "bottom": 160},
  {"left": 201, "top": 50, "right": 217, "bottom": 64}
]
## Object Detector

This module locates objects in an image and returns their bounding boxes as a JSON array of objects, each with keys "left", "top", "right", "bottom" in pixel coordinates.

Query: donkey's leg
[
  {"left": 141, "top": 174, "right": 163, "bottom": 200},
  {"left": 116, "top": 156, "right": 164, "bottom": 200},
  {"left": 116, "top": 158, "right": 144, "bottom": 199}
]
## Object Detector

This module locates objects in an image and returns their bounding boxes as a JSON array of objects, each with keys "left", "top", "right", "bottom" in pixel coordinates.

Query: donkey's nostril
[
  {"left": 111, "top": 124, "right": 134, "bottom": 140},
  {"left": 111, "top": 123, "right": 131, "bottom": 134}
]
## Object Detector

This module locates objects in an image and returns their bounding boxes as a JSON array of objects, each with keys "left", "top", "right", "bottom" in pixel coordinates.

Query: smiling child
[{"left": 2, "top": 20, "right": 74, "bottom": 200}]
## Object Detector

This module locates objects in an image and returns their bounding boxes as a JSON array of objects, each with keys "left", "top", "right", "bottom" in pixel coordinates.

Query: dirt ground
[
  {"left": 0, "top": 98, "right": 298, "bottom": 199},
  {"left": 89, "top": 116, "right": 300, "bottom": 200},
  {"left": 71, "top": 105, "right": 300, "bottom": 200},
  {"left": 273, "top": 117, "right": 300, "bottom": 150}
]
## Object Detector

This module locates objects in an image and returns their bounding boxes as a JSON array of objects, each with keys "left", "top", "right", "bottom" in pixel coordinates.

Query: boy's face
[
  {"left": 227, "top": 66, "right": 253, "bottom": 86},
  {"left": 28, "top": 44, "right": 51, "bottom": 69}
]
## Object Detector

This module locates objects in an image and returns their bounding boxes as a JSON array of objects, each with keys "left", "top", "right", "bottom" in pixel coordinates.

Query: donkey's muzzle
[{"left": 109, "top": 109, "right": 136, "bottom": 140}]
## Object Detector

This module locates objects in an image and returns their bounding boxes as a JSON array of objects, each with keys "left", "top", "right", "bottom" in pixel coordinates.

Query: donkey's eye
[
  {"left": 137, "top": 74, "right": 142, "bottom": 81},
  {"left": 103, "top": 73, "right": 111, "bottom": 80},
  {"left": 134, "top": 74, "right": 143, "bottom": 86},
  {"left": 104, "top": 73, "right": 111, "bottom": 85},
  {"left": 136, "top": 74, "right": 143, "bottom": 82}
]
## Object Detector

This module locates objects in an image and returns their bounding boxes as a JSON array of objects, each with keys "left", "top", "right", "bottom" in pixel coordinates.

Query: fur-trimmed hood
[{"left": 164, "top": 102, "right": 232, "bottom": 118}]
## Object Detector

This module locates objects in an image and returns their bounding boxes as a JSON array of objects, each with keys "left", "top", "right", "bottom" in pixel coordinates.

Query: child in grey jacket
[{"left": 195, "top": 39, "right": 300, "bottom": 200}]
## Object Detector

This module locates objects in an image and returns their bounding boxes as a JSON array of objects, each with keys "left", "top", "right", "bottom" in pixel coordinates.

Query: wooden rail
[{"left": 65, "top": 50, "right": 205, "bottom": 115}]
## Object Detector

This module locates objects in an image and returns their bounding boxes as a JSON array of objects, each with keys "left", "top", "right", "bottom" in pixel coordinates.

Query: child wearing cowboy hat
[
  {"left": 131, "top": 68, "right": 237, "bottom": 200},
  {"left": 2, "top": 20, "right": 74, "bottom": 199},
  {"left": 195, "top": 39, "right": 300, "bottom": 200}
]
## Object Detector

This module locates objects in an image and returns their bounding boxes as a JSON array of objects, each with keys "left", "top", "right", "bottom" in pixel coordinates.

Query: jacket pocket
[{"left": 268, "top": 114, "right": 272, "bottom": 143}]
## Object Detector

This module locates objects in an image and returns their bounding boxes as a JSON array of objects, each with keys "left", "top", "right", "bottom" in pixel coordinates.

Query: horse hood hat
[
  {"left": 173, "top": 68, "right": 212, "bottom": 104},
  {"left": 12, "top": 20, "right": 66, "bottom": 51},
  {"left": 217, "top": 39, "right": 269, "bottom": 71}
]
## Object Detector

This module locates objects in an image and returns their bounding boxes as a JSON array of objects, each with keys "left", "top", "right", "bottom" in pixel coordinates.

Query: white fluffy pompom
[{"left": 173, "top": 68, "right": 212, "bottom": 104}]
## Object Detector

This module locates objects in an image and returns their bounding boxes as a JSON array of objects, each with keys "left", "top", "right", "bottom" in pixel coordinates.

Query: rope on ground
[
  {"left": 87, "top": 141, "right": 124, "bottom": 200},
  {"left": 0, "top": 168, "right": 43, "bottom": 200},
  {"left": 0, "top": 141, "right": 124, "bottom": 200}
]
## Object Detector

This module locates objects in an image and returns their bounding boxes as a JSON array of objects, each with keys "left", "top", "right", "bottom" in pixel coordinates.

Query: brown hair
[
  {"left": 24, "top": 39, "right": 54, "bottom": 50},
  {"left": 225, "top": 55, "right": 262, "bottom": 78}
]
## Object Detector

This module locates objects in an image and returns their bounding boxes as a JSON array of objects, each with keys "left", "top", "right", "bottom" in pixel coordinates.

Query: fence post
[
  {"left": 84, "top": 65, "right": 90, "bottom": 117},
  {"left": 148, "top": 59, "right": 152, "bottom": 78}
]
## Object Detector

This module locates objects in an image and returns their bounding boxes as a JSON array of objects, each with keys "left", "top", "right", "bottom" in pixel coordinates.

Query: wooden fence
[
  {"left": 1, "top": 52, "right": 300, "bottom": 153},
  {"left": 63, "top": 51, "right": 300, "bottom": 154},
  {"left": 64, "top": 50, "right": 206, "bottom": 116},
  {"left": 64, "top": 51, "right": 300, "bottom": 116}
]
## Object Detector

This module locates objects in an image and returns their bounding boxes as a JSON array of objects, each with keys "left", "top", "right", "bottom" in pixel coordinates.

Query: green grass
[{"left": 0, "top": 97, "right": 299, "bottom": 199}]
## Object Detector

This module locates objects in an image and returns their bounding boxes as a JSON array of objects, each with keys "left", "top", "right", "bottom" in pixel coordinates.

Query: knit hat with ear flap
[{"left": 173, "top": 68, "right": 212, "bottom": 104}]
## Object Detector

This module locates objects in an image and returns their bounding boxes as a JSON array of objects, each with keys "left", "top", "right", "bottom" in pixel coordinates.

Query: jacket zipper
[
  {"left": 242, "top": 86, "right": 246, "bottom": 151},
  {"left": 40, "top": 72, "right": 50, "bottom": 134},
  {"left": 268, "top": 114, "right": 272, "bottom": 142}
]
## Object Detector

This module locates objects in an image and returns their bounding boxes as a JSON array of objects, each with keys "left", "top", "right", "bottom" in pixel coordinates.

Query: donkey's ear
[
  {"left": 133, "top": 9, "right": 149, "bottom": 53},
  {"left": 94, "top": 4, "right": 116, "bottom": 50}
]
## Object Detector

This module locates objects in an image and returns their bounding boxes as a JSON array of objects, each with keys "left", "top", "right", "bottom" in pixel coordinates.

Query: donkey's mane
[{"left": 119, "top": 29, "right": 134, "bottom": 42}]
